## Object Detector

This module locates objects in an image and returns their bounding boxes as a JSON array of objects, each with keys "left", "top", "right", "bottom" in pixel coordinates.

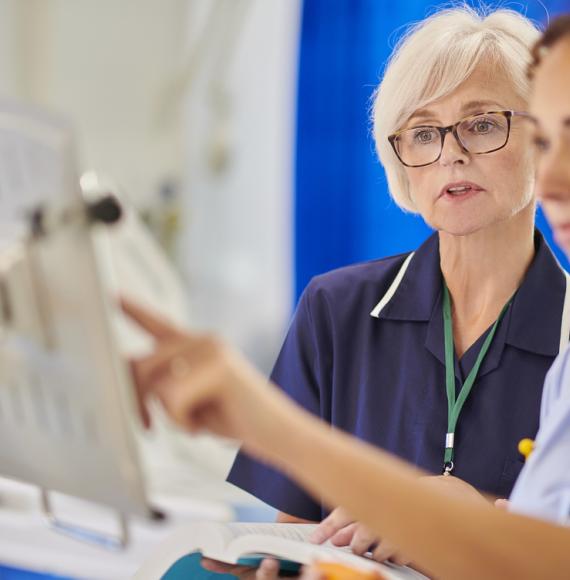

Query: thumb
[{"left": 309, "top": 508, "right": 354, "bottom": 545}]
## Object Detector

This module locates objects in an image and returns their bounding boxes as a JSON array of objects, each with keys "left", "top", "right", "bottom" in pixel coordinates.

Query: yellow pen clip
[
  {"left": 313, "top": 562, "right": 386, "bottom": 580},
  {"left": 518, "top": 438, "right": 535, "bottom": 461}
]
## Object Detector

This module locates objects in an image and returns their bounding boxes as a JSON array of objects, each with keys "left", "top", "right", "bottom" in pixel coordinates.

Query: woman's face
[
  {"left": 402, "top": 63, "right": 536, "bottom": 236},
  {"left": 531, "top": 38, "right": 570, "bottom": 257}
]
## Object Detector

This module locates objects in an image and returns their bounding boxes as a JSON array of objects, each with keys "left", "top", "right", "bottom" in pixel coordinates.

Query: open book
[{"left": 134, "top": 522, "right": 429, "bottom": 579}]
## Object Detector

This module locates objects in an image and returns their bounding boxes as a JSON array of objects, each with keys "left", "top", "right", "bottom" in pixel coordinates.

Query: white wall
[
  {"left": 3, "top": 0, "right": 188, "bottom": 203},
  {"left": 180, "top": 0, "right": 301, "bottom": 373},
  {"left": 0, "top": 1, "right": 19, "bottom": 96}
]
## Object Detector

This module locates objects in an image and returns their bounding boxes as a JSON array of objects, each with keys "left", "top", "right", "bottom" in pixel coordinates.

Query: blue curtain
[{"left": 295, "top": 0, "right": 570, "bottom": 301}]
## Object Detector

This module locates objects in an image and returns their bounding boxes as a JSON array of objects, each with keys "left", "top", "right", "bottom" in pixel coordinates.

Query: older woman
[
  {"left": 125, "top": 15, "right": 570, "bottom": 579},
  {"left": 227, "top": 6, "right": 568, "bottom": 526}
]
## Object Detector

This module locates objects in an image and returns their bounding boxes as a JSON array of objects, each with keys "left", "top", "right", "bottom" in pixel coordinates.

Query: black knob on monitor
[{"left": 87, "top": 195, "right": 122, "bottom": 225}]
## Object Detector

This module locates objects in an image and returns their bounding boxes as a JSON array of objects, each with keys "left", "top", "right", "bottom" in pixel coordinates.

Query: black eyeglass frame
[{"left": 387, "top": 110, "right": 531, "bottom": 168}]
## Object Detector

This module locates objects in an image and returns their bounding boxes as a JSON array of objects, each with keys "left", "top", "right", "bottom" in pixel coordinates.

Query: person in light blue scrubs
[{"left": 506, "top": 15, "right": 570, "bottom": 527}]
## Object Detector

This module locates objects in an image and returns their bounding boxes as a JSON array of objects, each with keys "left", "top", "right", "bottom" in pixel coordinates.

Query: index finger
[{"left": 120, "top": 296, "right": 186, "bottom": 340}]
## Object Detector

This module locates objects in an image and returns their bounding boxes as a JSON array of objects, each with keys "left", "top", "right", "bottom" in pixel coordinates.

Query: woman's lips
[{"left": 439, "top": 181, "right": 485, "bottom": 202}]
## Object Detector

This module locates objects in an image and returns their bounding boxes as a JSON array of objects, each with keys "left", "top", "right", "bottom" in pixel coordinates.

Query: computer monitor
[{"left": 0, "top": 99, "right": 155, "bottom": 544}]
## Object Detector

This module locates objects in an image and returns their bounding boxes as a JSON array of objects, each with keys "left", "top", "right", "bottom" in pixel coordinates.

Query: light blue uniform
[{"left": 509, "top": 344, "right": 570, "bottom": 526}]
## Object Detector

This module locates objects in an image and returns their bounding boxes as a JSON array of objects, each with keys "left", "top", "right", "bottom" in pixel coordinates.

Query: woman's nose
[{"left": 438, "top": 132, "right": 470, "bottom": 167}]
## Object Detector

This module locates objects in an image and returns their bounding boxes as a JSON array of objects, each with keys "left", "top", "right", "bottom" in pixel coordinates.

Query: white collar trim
[{"left": 370, "top": 252, "right": 415, "bottom": 319}]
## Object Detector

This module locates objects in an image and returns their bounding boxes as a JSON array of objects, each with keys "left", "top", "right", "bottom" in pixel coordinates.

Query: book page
[
  {"left": 223, "top": 522, "right": 317, "bottom": 543},
  {"left": 133, "top": 522, "right": 318, "bottom": 579}
]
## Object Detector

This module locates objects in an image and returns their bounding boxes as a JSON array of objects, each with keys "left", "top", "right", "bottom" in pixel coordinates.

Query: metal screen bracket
[{"left": 40, "top": 488, "right": 130, "bottom": 550}]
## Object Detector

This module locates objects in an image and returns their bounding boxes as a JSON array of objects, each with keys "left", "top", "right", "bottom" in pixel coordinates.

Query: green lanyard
[{"left": 442, "top": 283, "right": 511, "bottom": 476}]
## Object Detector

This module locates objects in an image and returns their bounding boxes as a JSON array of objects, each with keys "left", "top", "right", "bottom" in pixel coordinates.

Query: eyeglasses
[{"left": 388, "top": 110, "right": 530, "bottom": 168}]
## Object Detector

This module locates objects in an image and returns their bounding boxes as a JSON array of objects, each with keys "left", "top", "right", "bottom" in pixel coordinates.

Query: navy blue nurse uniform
[{"left": 228, "top": 231, "right": 570, "bottom": 521}]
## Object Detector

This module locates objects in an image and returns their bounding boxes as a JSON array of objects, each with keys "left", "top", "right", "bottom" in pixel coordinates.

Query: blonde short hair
[{"left": 373, "top": 6, "right": 541, "bottom": 212}]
